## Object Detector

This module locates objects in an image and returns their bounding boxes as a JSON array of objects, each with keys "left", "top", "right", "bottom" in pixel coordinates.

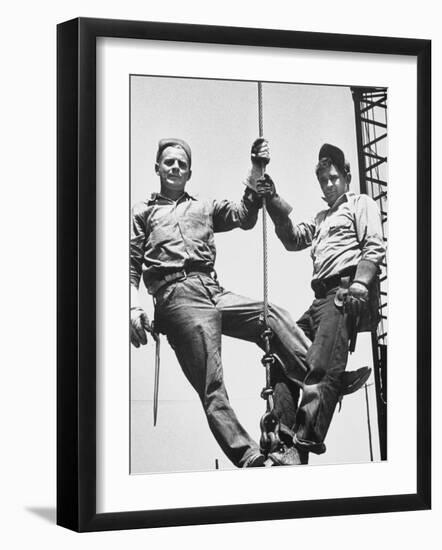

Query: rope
[
  {"left": 258, "top": 81, "right": 264, "bottom": 137},
  {"left": 258, "top": 82, "right": 269, "bottom": 327}
]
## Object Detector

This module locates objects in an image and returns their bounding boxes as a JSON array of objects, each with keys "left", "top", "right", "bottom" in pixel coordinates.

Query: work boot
[
  {"left": 337, "top": 366, "right": 372, "bottom": 412},
  {"left": 267, "top": 445, "right": 308, "bottom": 466},
  {"left": 341, "top": 366, "right": 371, "bottom": 396},
  {"left": 242, "top": 453, "right": 267, "bottom": 467}
]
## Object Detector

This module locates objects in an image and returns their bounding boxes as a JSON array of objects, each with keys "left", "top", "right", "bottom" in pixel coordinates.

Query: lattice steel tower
[{"left": 351, "top": 87, "right": 388, "bottom": 460}]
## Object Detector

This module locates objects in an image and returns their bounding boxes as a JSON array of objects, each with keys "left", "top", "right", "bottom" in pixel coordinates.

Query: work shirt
[
  {"left": 130, "top": 189, "right": 260, "bottom": 293},
  {"left": 273, "top": 192, "right": 386, "bottom": 282}
]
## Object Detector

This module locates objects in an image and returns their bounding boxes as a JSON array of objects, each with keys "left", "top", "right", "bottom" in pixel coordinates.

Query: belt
[
  {"left": 150, "top": 266, "right": 215, "bottom": 296},
  {"left": 311, "top": 267, "right": 356, "bottom": 299}
]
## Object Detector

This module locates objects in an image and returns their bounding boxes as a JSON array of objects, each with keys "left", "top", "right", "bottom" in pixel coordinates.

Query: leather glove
[
  {"left": 130, "top": 307, "right": 151, "bottom": 348},
  {"left": 344, "top": 260, "right": 378, "bottom": 316},
  {"left": 344, "top": 282, "right": 368, "bottom": 317},
  {"left": 353, "top": 259, "right": 378, "bottom": 288},
  {"left": 255, "top": 173, "right": 276, "bottom": 199},
  {"left": 251, "top": 137, "right": 270, "bottom": 166}
]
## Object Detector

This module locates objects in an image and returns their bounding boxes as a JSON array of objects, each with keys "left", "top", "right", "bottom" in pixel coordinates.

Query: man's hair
[
  {"left": 156, "top": 138, "right": 192, "bottom": 168},
  {"left": 316, "top": 143, "right": 351, "bottom": 180},
  {"left": 315, "top": 157, "right": 351, "bottom": 178}
]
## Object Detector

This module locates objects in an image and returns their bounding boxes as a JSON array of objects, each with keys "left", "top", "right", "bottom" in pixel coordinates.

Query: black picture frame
[{"left": 57, "top": 17, "right": 431, "bottom": 532}]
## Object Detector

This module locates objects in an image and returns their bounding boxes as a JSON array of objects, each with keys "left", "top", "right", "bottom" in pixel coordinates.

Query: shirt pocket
[
  {"left": 148, "top": 216, "right": 175, "bottom": 246},
  {"left": 184, "top": 211, "right": 212, "bottom": 239},
  {"left": 327, "top": 218, "right": 353, "bottom": 237}
]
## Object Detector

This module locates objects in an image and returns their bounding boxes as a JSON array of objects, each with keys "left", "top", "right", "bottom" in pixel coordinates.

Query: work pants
[
  {"left": 281, "top": 287, "right": 353, "bottom": 455},
  {"left": 154, "top": 273, "right": 309, "bottom": 467}
]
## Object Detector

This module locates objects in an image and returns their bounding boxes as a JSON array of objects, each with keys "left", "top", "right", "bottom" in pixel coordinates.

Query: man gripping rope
[{"left": 256, "top": 143, "right": 386, "bottom": 464}]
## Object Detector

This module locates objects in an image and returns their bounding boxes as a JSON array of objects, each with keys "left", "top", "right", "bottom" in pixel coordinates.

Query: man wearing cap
[
  {"left": 255, "top": 143, "right": 386, "bottom": 463},
  {"left": 130, "top": 138, "right": 371, "bottom": 468}
]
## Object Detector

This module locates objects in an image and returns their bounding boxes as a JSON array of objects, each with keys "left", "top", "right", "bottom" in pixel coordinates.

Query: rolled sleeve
[
  {"left": 273, "top": 209, "right": 315, "bottom": 252},
  {"left": 212, "top": 188, "right": 260, "bottom": 232},
  {"left": 354, "top": 194, "right": 386, "bottom": 266},
  {"left": 130, "top": 203, "right": 147, "bottom": 289}
]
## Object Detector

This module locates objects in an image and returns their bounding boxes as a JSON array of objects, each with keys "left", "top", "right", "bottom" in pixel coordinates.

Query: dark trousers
[
  {"left": 155, "top": 273, "right": 309, "bottom": 467},
  {"left": 277, "top": 287, "right": 352, "bottom": 454}
]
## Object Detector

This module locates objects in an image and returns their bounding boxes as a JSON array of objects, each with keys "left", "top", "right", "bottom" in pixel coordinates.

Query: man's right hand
[
  {"left": 130, "top": 307, "right": 151, "bottom": 348},
  {"left": 251, "top": 137, "right": 270, "bottom": 166}
]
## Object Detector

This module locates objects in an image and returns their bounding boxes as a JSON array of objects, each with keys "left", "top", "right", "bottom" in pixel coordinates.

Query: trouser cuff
[
  {"left": 241, "top": 450, "right": 266, "bottom": 468},
  {"left": 293, "top": 434, "right": 326, "bottom": 455}
]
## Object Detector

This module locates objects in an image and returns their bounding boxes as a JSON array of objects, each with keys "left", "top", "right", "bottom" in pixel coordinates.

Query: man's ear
[
  {"left": 187, "top": 169, "right": 192, "bottom": 180},
  {"left": 154, "top": 162, "right": 159, "bottom": 175},
  {"left": 346, "top": 172, "right": 352, "bottom": 185}
]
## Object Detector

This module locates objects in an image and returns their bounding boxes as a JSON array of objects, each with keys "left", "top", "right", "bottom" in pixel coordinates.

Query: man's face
[
  {"left": 317, "top": 164, "right": 349, "bottom": 206},
  {"left": 155, "top": 146, "right": 191, "bottom": 195}
]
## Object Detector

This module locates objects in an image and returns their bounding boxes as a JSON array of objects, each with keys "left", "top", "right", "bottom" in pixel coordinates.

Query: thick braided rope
[{"left": 258, "top": 82, "right": 269, "bottom": 326}]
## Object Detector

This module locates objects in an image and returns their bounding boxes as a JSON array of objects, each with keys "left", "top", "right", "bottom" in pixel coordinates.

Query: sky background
[{"left": 130, "top": 75, "right": 383, "bottom": 473}]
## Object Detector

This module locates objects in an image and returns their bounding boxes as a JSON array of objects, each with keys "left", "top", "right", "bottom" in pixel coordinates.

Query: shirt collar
[
  {"left": 323, "top": 191, "right": 354, "bottom": 210},
  {"left": 148, "top": 191, "right": 197, "bottom": 204}
]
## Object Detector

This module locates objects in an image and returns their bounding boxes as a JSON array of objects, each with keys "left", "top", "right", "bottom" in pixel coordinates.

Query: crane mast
[{"left": 351, "top": 86, "right": 388, "bottom": 460}]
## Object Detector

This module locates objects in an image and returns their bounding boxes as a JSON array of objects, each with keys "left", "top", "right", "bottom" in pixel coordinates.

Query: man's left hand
[
  {"left": 255, "top": 173, "right": 276, "bottom": 199},
  {"left": 344, "top": 282, "right": 368, "bottom": 316}
]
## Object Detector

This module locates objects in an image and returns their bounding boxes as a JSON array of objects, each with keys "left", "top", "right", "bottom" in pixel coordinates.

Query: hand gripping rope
[{"left": 257, "top": 82, "right": 282, "bottom": 456}]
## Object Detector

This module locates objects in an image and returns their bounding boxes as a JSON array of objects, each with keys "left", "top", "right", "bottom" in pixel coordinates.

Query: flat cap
[
  {"left": 318, "top": 143, "right": 346, "bottom": 174},
  {"left": 156, "top": 138, "right": 192, "bottom": 167}
]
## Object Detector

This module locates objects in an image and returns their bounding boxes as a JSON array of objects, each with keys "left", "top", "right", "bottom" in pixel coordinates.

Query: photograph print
[{"left": 129, "top": 74, "right": 388, "bottom": 474}]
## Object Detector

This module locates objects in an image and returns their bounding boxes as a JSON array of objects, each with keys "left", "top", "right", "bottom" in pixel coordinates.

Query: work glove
[
  {"left": 130, "top": 307, "right": 151, "bottom": 348},
  {"left": 251, "top": 137, "right": 270, "bottom": 166},
  {"left": 255, "top": 173, "right": 276, "bottom": 199},
  {"left": 245, "top": 137, "right": 271, "bottom": 193},
  {"left": 344, "top": 282, "right": 368, "bottom": 317},
  {"left": 345, "top": 259, "right": 378, "bottom": 316}
]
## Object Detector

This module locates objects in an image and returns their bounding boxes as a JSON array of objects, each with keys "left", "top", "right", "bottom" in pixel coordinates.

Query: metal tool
[
  {"left": 334, "top": 276, "right": 360, "bottom": 353},
  {"left": 147, "top": 322, "right": 161, "bottom": 426}
]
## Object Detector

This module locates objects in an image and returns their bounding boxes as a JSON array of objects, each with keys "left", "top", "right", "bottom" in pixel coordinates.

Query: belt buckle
[
  {"left": 164, "top": 270, "right": 186, "bottom": 285},
  {"left": 318, "top": 280, "right": 327, "bottom": 296},
  {"left": 174, "top": 270, "right": 187, "bottom": 283}
]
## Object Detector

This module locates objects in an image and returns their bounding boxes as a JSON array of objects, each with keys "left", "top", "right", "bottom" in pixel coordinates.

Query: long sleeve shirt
[
  {"left": 130, "top": 188, "right": 260, "bottom": 293},
  {"left": 271, "top": 192, "right": 386, "bottom": 282}
]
